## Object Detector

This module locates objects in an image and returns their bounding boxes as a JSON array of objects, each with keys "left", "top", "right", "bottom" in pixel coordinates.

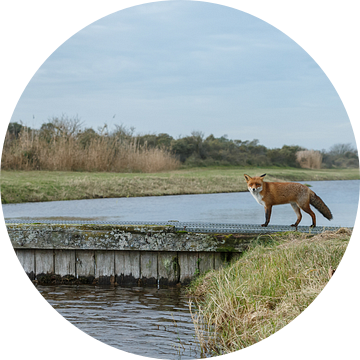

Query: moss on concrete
[{"left": 7, "top": 223, "right": 253, "bottom": 252}]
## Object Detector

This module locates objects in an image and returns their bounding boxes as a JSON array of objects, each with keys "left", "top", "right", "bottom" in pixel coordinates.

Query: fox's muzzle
[{"left": 249, "top": 186, "right": 262, "bottom": 193}]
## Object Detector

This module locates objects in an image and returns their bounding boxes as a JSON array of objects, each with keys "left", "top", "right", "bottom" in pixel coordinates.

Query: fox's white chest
[{"left": 249, "top": 187, "right": 265, "bottom": 206}]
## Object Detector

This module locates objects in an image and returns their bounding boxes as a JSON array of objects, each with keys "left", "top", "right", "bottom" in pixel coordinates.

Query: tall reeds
[{"left": 1, "top": 126, "right": 180, "bottom": 173}]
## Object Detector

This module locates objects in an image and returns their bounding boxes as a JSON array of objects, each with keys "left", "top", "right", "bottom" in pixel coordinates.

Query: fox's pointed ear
[
  {"left": 260, "top": 173, "right": 266, "bottom": 178},
  {"left": 244, "top": 174, "right": 251, "bottom": 182}
]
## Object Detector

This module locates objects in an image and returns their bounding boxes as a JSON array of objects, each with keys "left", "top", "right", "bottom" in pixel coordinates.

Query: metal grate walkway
[{"left": 4, "top": 219, "right": 347, "bottom": 234}]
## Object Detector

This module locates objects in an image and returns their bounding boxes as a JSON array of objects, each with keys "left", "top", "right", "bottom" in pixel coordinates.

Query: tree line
[{"left": 4, "top": 116, "right": 359, "bottom": 170}]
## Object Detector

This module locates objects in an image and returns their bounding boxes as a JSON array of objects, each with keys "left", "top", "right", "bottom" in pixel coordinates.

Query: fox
[{"left": 244, "top": 173, "right": 333, "bottom": 229}]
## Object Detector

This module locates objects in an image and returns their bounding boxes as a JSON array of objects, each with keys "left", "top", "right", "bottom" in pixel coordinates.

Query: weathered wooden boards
[
  {"left": 15, "top": 248, "right": 239, "bottom": 286},
  {"left": 9, "top": 223, "right": 250, "bottom": 286}
]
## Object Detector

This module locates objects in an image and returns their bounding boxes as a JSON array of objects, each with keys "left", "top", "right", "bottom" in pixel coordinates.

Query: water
[
  {"left": 3, "top": 180, "right": 359, "bottom": 227},
  {"left": 38, "top": 285, "right": 201, "bottom": 360}
]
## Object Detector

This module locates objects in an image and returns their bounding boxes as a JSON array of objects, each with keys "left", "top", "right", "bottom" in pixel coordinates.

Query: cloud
[{"left": 10, "top": 1, "right": 354, "bottom": 150}]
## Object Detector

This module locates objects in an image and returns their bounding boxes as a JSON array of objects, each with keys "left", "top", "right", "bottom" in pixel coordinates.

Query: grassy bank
[
  {"left": 1, "top": 167, "right": 359, "bottom": 204},
  {"left": 187, "top": 229, "right": 351, "bottom": 356}
]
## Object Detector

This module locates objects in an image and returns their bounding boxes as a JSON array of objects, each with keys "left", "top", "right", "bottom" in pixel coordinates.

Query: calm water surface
[
  {"left": 3, "top": 180, "right": 359, "bottom": 227},
  {"left": 38, "top": 285, "right": 201, "bottom": 360}
]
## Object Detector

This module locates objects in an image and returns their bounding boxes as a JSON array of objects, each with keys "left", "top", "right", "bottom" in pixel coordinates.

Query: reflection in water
[{"left": 39, "top": 285, "right": 201, "bottom": 360}]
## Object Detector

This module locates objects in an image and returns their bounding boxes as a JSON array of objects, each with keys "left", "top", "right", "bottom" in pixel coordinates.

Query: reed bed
[
  {"left": 1, "top": 128, "right": 180, "bottom": 173},
  {"left": 187, "top": 229, "right": 351, "bottom": 356}
]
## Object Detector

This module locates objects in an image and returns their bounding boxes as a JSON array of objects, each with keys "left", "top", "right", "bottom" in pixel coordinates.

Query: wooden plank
[
  {"left": 95, "top": 250, "right": 115, "bottom": 285},
  {"left": 54, "top": 250, "right": 76, "bottom": 277},
  {"left": 198, "top": 252, "right": 214, "bottom": 274},
  {"left": 178, "top": 252, "right": 198, "bottom": 284},
  {"left": 115, "top": 251, "right": 140, "bottom": 285},
  {"left": 35, "top": 250, "right": 54, "bottom": 283},
  {"left": 158, "top": 252, "right": 179, "bottom": 286},
  {"left": 16, "top": 249, "right": 35, "bottom": 280},
  {"left": 214, "top": 252, "right": 227, "bottom": 270},
  {"left": 75, "top": 250, "right": 95, "bottom": 283},
  {"left": 140, "top": 251, "right": 158, "bottom": 286}
]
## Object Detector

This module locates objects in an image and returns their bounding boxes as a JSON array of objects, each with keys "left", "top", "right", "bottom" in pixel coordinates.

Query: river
[{"left": 38, "top": 285, "right": 200, "bottom": 360}]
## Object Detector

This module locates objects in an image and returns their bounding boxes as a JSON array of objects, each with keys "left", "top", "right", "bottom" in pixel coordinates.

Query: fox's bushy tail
[{"left": 310, "top": 192, "right": 333, "bottom": 220}]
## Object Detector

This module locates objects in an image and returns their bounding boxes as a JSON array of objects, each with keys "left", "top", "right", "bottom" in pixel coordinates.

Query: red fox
[{"left": 244, "top": 174, "right": 333, "bottom": 228}]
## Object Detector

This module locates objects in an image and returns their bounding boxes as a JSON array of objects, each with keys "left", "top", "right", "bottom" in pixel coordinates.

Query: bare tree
[
  {"left": 49, "top": 114, "right": 83, "bottom": 138},
  {"left": 329, "top": 143, "right": 357, "bottom": 156}
]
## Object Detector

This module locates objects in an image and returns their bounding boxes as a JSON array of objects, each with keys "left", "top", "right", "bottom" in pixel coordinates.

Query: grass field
[
  {"left": 187, "top": 228, "right": 351, "bottom": 356},
  {"left": 1, "top": 167, "right": 359, "bottom": 204}
]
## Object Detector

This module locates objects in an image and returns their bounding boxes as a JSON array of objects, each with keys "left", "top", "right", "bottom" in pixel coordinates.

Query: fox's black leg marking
[{"left": 261, "top": 206, "right": 272, "bottom": 227}]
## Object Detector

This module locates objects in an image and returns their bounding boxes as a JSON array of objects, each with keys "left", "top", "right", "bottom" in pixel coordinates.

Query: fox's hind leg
[
  {"left": 290, "top": 202, "right": 302, "bottom": 230},
  {"left": 298, "top": 203, "right": 316, "bottom": 227}
]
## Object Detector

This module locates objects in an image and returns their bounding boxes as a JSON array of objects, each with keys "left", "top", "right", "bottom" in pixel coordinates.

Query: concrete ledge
[{"left": 7, "top": 223, "right": 252, "bottom": 252}]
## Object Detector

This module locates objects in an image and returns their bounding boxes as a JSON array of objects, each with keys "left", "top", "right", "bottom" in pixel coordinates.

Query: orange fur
[{"left": 244, "top": 174, "right": 333, "bottom": 228}]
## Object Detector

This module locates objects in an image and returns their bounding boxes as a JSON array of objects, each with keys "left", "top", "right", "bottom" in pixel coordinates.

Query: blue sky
[{"left": 10, "top": 1, "right": 355, "bottom": 150}]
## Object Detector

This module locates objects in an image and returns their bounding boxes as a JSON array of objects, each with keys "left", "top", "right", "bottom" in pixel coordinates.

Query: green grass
[
  {"left": 187, "top": 229, "right": 351, "bottom": 356},
  {"left": 0, "top": 167, "right": 359, "bottom": 204}
]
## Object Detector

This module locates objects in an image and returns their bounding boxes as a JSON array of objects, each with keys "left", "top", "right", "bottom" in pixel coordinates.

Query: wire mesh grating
[{"left": 4, "top": 219, "right": 347, "bottom": 234}]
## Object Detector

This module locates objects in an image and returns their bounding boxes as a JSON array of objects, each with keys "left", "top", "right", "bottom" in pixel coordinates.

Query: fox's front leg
[
  {"left": 262, "top": 205, "right": 272, "bottom": 227},
  {"left": 290, "top": 203, "right": 302, "bottom": 231}
]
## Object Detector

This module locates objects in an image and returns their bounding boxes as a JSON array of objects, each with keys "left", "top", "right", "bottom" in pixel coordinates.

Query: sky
[{"left": 9, "top": 0, "right": 355, "bottom": 151}]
